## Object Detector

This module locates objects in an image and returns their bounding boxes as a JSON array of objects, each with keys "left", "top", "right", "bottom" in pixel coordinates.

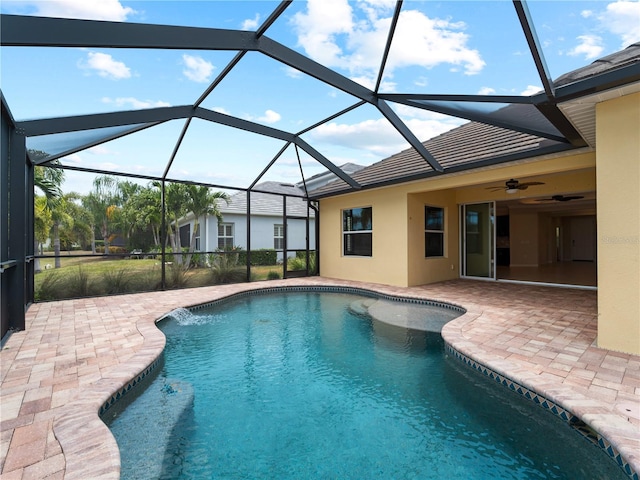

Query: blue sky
[{"left": 1, "top": 0, "right": 639, "bottom": 194}]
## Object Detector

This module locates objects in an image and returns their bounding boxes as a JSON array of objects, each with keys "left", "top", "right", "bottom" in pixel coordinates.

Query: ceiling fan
[
  {"left": 535, "top": 194, "right": 585, "bottom": 203},
  {"left": 486, "top": 178, "right": 545, "bottom": 194}
]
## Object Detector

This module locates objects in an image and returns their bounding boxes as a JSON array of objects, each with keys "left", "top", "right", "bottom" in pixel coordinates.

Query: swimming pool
[{"left": 106, "top": 290, "right": 626, "bottom": 479}]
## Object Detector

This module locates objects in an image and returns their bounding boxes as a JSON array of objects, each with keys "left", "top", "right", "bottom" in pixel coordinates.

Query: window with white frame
[
  {"left": 274, "top": 224, "right": 284, "bottom": 250},
  {"left": 425, "top": 206, "right": 444, "bottom": 257},
  {"left": 343, "top": 207, "right": 372, "bottom": 256},
  {"left": 194, "top": 224, "right": 201, "bottom": 251},
  {"left": 217, "top": 223, "right": 234, "bottom": 250}
]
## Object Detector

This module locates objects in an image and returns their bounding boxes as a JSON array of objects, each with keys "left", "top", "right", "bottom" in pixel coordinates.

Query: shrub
[
  {"left": 244, "top": 249, "right": 277, "bottom": 266},
  {"left": 102, "top": 267, "right": 132, "bottom": 294},
  {"left": 165, "top": 262, "right": 190, "bottom": 289},
  {"left": 267, "top": 270, "right": 281, "bottom": 280},
  {"left": 189, "top": 252, "right": 204, "bottom": 268},
  {"left": 67, "top": 266, "right": 95, "bottom": 297},
  {"left": 129, "top": 267, "right": 162, "bottom": 293},
  {"left": 95, "top": 246, "right": 129, "bottom": 254},
  {"left": 35, "top": 271, "right": 63, "bottom": 301},
  {"left": 208, "top": 252, "right": 247, "bottom": 284},
  {"left": 287, "top": 251, "right": 317, "bottom": 274}
]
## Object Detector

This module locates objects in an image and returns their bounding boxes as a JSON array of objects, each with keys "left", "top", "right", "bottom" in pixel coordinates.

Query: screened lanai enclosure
[{"left": 2, "top": 1, "right": 638, "bottom": 338}]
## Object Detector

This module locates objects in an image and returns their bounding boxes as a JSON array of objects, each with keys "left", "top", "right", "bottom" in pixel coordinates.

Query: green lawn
[{"left": 34, "top": 253, "right": 286, "bottom": 301}]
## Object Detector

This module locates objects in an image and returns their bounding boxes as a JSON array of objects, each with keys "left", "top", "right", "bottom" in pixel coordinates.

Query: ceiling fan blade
[
  {"left": 552, "top": 195, "right": 584, "bottom": 201},
  {"left": 518, "top": 181, "right": 545, "bottom": 187},
  {"left": 486, "top": 187, "right": 504, "bottom": 191}
]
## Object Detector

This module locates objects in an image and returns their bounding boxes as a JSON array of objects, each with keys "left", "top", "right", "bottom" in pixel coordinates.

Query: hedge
[{"left": 237, "top": 249, "right": 277, "bottom": 266}]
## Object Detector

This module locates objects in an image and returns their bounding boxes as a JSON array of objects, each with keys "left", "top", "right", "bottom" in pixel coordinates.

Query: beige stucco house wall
[
  {"left": 596, "top": 92, "right": 640, "bottom": 354},
  {"left": 318, "top": 92, "right": 639, "bottom": 355},
  {"left": 319, "top": 153, "right": 595, "bottom": 286}
]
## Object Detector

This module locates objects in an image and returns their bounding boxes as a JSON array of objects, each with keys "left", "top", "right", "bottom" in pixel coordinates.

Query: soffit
[{"left": 558, "top": 81, "right": 640, "bottom": 148}]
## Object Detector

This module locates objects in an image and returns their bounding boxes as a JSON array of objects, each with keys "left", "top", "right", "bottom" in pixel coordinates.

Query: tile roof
[
  {"left": 309, "top": 117, "right": 568, "bottom": 198},
  {"left": 220, "top": 181, "right": 313, "bottom": 217},
  {"left": 309, "top": 44, "right": 640, "bottom": 199},
  {"left": 554, "top": 42, "right": 640, "bottom": 87}
]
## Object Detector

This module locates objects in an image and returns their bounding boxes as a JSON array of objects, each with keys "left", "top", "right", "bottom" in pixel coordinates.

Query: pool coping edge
[{"left": 50, "top": 282, "right": 638, "bottom": 480}]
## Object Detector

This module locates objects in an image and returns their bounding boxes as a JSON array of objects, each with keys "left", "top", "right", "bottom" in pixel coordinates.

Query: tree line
[{"left": 34, "top": 157, "right": 229, "bottom": 271}]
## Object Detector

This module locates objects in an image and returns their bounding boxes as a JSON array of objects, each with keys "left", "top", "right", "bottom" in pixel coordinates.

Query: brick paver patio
[{"left": 1, "top": 278, "right": 638, "bottom": 479}]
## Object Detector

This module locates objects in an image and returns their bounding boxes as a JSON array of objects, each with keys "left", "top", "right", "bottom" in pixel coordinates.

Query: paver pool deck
[{"left": 1, "top": 277, "right": 639, "bottom": 479}]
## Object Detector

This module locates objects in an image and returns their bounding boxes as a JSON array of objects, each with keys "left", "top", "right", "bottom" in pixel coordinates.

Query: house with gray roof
[{"left": 176, "top": 164, "right": 364, "bottom": 259}]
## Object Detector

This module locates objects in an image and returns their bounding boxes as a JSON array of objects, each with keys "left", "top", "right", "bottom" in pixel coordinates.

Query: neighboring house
[
  {"left": 176, "top": 165, "right": 364, "bottom": 260},
  {"left": 310, "top": 45, "right": 640, "bottom": 356}
]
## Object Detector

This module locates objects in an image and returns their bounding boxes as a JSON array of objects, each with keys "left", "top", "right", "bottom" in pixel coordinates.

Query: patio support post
[
  {"left": 25, "top": 153, "right": 35, "bottom": 305},
  {"left": 305, "top": 202, "right": 310, "bottom": 277},
  {"left": 310, "top": 202, "right": 319, "bottom": 276},
  {"left": 246, "top": 190, "right": 251, "bottom": 282},
  {"left": 6, "top": 128, "right": 28, "bottom": 331},
  {"left": 161, "top": 180, "right": 166, "bottom": 289},
  {"left": 282, "top": 196, "right": 287, "bottom": 279}
]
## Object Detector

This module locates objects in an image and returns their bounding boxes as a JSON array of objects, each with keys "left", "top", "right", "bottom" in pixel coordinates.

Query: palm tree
[
  {"left": 162, "top": 182, "right": 189, "bottom": 257},
  {"left": 48, "top": 195, "right": 74, "bottom": 268},
  {"left": 34, "top": 196, "right": 53, "bottom": 271},
  {"left": 34, "top": 166, "right": 63, "bottom": 200},
  {"left": 60, "top": 193, "right": 93, "bottom": 251},
  {"left": 31, "top": 150, "right": 63, "bottom": 200},
  {"left": 115, "top": 180, "right": 142, "bottom": 243},
  {"left": 88, "top": 175, "right": 119, "bottom": 255},
  {"left": 32, "top": 155, "right": 64, "bottom": 272},
  {"left": 121, "top": 184, "right": 162, "bottom": 248},
  {"left": 80, "top": 194, "right": 99, "bottom": 254},
  {"left": 183, "top": 185, "right": 229, "bottom": 266}
]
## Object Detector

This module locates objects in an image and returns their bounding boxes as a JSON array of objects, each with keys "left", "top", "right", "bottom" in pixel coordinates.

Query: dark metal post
[
  {"left": 25, "top": 158, "right": 35, "bottom": 304},
  {"left": 305, "top": 202, "right": 310, "bottom": 276},
  {"left": 282, "top": 196, "right": 287, "bottom": 279},
  {"left": 1, "top": 103, "right": 14, "bottom": 337},
  {"left": 246, "top": 190, "right": 251, "bottom": 282},
  {"left": 311, "top": 201, "right": 320, "bottom": 276},
  {"left": 7, "top": 129, "right": 27, "bottom": 331},
  {"left": 160, "top": 180, "right": 166, "bottom": 289}
]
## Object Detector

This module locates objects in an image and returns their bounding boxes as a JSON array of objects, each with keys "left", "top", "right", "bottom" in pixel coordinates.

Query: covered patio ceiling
[{"left": 1, "top": 1, "right": 639, "bottom": 196}]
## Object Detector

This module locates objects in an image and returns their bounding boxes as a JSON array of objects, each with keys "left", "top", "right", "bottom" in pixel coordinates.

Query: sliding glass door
[{"left": 461, "top": 202, "right": 495, "bottom": 279}]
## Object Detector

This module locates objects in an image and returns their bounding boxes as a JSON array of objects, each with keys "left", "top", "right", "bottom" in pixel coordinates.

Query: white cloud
[
  {"left": 386, "top": 10, "right": 485, "bottom": 75},
  {"left": 22, "top": 0, "right": 135, "bottom": 21},
  {"left": 87, "top": 145, "right": 111, "bottom": 155},
  {"left": 283, "top": 66, "right": 304, "bottom": 79},
  {"left": 393, "top": 104, "right": 465, "bottom": 139},
  {"left": 521, "top": 85, "right": 542, "bottom": 96},
  {"left": 478, "top": 87, "right": 496, "bottom": 95},
  {"left": 599, "top": 0, "right": 640, "bottom": 48},
  {"left": 414, "top": 77, "right": 429, "bottom": 88},
  {"left": 242, "top": 14, "right": 260, "bottom": 30},
  {"left": 349, "top": 75, "right": 377, "bottom": 90},
  {"left": 102, "top": 97, "right": 171, "bottom": 109},
  {"left": 62, "top": 153, "right": 83, "bottom": 165},
  {"left": 213, "top": 107, "right": 231, "bottom": 115},
  {"left": 581, "top": 10, "right": 594, "bottom": 18},
  {"left": 309, "top": 108, "right": 461, "bottom": 157},
  {"left": 79, "top": 51, "right": 131, "bottom": 79},
  {"left": 291, "top": 0, "right": 355, "bottom": 68},
  {"left": 291, "top": 0, "right": 485, "bottom": 80},
  {"left": 250, "top": 110, "right": 281, "bottom": 124},
  {"left": 182, "top": 54, "right": 215, "bottom": 83},
  {"left": 310, "top": 118, "right": 407, "bottom": 156},
  {"left": 568, "top": 34, "right": 604, "bottom": 59}
]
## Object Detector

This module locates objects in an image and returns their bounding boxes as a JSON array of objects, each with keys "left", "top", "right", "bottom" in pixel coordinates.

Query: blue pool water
[{"left": 107, "top": 291, "right": 625, "bottom": 479}]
